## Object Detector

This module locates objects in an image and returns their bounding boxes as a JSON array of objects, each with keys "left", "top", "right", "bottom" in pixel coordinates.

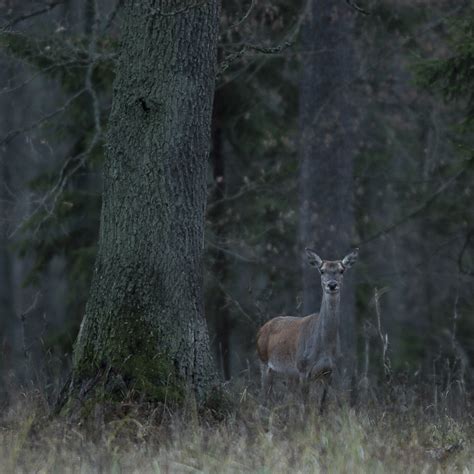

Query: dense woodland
[{"left": 0, "top": 0, "right": 473, "bottom": 471}]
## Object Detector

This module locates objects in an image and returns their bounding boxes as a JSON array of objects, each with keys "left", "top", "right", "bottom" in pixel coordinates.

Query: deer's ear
[
  {"left": 305, "top": 248, "right": 323, "bottom": 268},
  {"left": 342, "top": 248, "right": 359, "bottom": 268}
]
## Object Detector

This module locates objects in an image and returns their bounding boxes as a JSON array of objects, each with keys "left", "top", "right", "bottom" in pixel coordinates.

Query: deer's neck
[
  {"left": 297, "top": 291, "right": 341, "bottom": 377},
  {"left": 318, "top": 291, "right": 340, "bottom": 348}
]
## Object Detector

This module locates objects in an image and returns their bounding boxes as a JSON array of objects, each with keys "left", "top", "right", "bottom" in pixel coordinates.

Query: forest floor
[{"left": 0, "top": 384, "right": 472, "bottom": 473}]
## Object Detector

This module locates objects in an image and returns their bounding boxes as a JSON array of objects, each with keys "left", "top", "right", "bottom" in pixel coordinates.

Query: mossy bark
[{"left": 68, "top": 0, "right": 220, "bottom": 406}]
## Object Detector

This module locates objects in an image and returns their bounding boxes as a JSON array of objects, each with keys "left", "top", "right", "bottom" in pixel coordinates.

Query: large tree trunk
[
  {"left": 299, "top": 2, "right": 357, "bottom": 376},
  {"left": 69, "top": 0, "right": 220, "bottom": 404}
]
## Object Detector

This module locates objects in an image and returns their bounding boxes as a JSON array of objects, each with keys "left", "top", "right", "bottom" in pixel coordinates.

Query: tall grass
[{"left": 0, "top": 381, "right": 472, "bottom": 473}]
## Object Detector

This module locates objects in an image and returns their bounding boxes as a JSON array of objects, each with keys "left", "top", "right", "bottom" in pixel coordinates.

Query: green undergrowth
[{"left": 0, "top": 387, "right": 472, "bottom": 473}]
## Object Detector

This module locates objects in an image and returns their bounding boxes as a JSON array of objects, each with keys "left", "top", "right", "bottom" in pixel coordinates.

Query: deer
[{"left": 256, "top": 248, "right": 359, "bottom": 410}]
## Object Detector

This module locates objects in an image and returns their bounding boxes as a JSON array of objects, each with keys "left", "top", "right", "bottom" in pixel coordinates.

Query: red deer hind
[{"left": 256, "top": 248, "right": 358, "bottom": 409}]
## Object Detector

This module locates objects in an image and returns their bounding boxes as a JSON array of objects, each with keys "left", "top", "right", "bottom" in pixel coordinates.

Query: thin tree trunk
[
  {"left": 299, "top": 1, "right": 357, "bottom": 376},
  {"left": 0, "top": 151, "right": 14, "bottom": 396},
  {"left": 69, "top": 0, "right": 221, "bottom": 405},
  {"left": 209, "top": 89, "right": 231, "bottom": 380},
  {"left": 0, "top": 57, "right": 17, "bottom": 400}
]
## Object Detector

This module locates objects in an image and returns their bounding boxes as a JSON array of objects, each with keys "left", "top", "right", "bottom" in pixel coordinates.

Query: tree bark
[
  {"left": 0, "top": 58, "right": 17, "bottom": 400},
  {"left": 69, "top": 0, "right": 220, "bottom": 404},
  {"left": 299, "top": 2, "right": 357, "bottom": 375},
  {"left": 0, "top": 144, "right": 14, "bottom": 396},
  {"left": 209, "top": 88, "right": 231, "bottom": 380}
]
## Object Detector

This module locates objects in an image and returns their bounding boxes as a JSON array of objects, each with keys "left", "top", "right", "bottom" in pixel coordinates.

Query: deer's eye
[
  {"left": 340, "top": 269, "right": 344, "bottom": 274},
  {"left": 320, "top": 269, "right": 325, "bottom": 274}
]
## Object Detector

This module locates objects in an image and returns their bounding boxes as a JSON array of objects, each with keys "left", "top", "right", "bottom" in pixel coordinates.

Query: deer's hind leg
[
  {"left": 299, "top": 374, "right": 310, "bottom": 405},
  {"left": 261, "top": 363, "right": 274, "bottom": 401}
]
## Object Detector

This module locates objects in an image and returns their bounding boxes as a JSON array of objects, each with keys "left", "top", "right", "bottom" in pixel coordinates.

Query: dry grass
[{"left": 0, "top": 385, "right": 472, "bottom": 474}]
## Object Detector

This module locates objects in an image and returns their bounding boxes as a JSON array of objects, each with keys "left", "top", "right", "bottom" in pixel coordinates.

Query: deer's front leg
[
  {"left": 261, "top": 363, "right": 274, "bottom": 402},
  {"left": 319, "top": 373, "right": 333, "bottom": 414},
  {"left": 299, "top": 373, "right": 310, "bottom": 407}
]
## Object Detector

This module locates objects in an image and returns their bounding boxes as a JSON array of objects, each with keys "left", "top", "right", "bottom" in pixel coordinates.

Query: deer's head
[{"left": 305, "top": 248, "right": 359, "bottom": 295}]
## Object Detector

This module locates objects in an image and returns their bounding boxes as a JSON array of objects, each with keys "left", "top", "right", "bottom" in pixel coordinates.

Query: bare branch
[
  {"left": 345, "top": 0, "right": 370, "bottom": 15},
  {"left": 206, "top": 238, "right": 259, "bottom": 264},
  {"left": 0, "top": 61, "right": 75, "bottom": 97},
  {"left": 0, "top": 88, "right": 86, "bottom": 149},
  {"left": 219, "top": 0, "right": 310, "bottom": 77},
  {"left": 357, "top": 161, "right": 472, "bottom": 246},
  {"left": 208, "top": 272, "right": 257, "bottom": 328},
  {"left": 19, "top": 291, "right": 42, "bottom": 364},
  {"left": 10, "top": 0, "right": 104, "bottom": 237},
  {"left": 219, "top": 40, "right": 293, "bottom": 77},
  {"left": 372, "top": 287, "right": 392, "bottom": 380},
  {"left": 1, "top": 1, "right": 64, "bottom": 32},
  {"left": 19, "top": 291, "right": 42, "bottom": 320},
  {"left": 102, "top": 0, "right": 124, "bottom": 33},
  {"left": 206, "top": 181, "right": 258, "bottom": 211},
  {"left": 458, "top": 229, "right": 474, "bottom": 277},
  {"left": 228, "top": 0, "right": 255, "bottom": 31},
  {"left": 32, "top": 0, "right": 103, "bottom": 233}
]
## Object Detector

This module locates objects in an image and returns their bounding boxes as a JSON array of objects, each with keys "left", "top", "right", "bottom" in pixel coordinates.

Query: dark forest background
[{"left": 0, "top": 0, "right": 473, "bottom": 405}]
